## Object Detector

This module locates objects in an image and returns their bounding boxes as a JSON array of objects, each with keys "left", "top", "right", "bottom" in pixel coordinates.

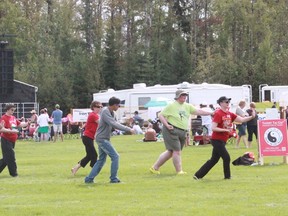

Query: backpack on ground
[{"left": 232, "top": 152, "right": 255, "bottom": 166}]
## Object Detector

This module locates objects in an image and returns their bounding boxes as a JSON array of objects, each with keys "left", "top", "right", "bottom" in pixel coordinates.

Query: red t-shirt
[
  {"left": 83, "top": 112, "right": 99, "bottom": 139},
  {"left": 211, "top": 109, "right": 237, "bottom": 142},
  {"left": 1, "top": 114, "right": 21, "bottom": 142}
]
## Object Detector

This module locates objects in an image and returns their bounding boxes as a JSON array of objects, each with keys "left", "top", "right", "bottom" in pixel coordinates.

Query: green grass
[
  {"left": 255, "top": 102, "right": 278, "bottom": 113},
  {"left": 1, "top": 135, "right": 288, "bottom": 216}
]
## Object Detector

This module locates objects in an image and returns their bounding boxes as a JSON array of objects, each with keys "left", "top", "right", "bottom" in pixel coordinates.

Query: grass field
[{"left": 0, "top": 134, "right": 287, "bottom": 216}]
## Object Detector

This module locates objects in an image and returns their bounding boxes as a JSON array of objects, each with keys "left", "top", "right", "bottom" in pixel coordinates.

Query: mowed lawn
[{"left": 0, "top": 134, "right": 287, "bottom": 216}]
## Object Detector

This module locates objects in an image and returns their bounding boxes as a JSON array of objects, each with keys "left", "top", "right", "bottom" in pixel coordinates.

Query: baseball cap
[
  {"left": 174, "top": 90, "right": 189, "bottom": 100},
  {"left": 217, "top": 96, "right": 231, "bottom": 104}
]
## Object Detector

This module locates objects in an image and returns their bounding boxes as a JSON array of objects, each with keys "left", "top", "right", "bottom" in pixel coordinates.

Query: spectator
[
  {"left": 246, "top": 102, "right": 258, "bottom": 148},
  {"left": 133, "top": 111, "right": 144, "bottom": 127},
  {"left": 51, "top": 104, "right": 63, "bottom": 142},
  {"left": 235, "top": 100, "right": 248, "bottom": 148},
  {"left": 209, "top": 104, "right": 215, "bottom": 111},
  {"left": 200, "top": 102, "right": 213, "bottom": 136},
  {"left": 37, "top": 109, "right": 50, "bottom": 141},
  {"left": 28, "top": 109, "right": 39, "bottom": 140},
  {"left": 143, "top": 123, "right": 157, "bottom": 142},
  {"left": 29, "top": 109, "right": 38, "bottom": 124},
  {"left": 132, "top": 121, "right": 144, "bottom": 134},
  {"left": 151, "top": 118, "right": 162, "bottom": 135}
]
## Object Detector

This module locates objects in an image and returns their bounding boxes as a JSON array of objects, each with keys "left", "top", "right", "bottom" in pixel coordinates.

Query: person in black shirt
[{"left": 246, "top": 102, "right": 258, "bottom": 148}]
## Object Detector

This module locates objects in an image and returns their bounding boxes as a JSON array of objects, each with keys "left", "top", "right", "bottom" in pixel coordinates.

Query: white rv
[
  {"left": 259, "top": 84, "right": 288, "bottom": 105},
  {"left": 93, "top": 82, "right": 252, "bottom": 121}
]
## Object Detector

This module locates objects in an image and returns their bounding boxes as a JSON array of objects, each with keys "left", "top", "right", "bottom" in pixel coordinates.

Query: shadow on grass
[{"left": 78, "top": 181, "right": 128, "bottom": 188}]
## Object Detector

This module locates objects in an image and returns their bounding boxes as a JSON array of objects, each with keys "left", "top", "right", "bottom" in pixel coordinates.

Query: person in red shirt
[
  {"left": 193, "top": 96, "right": 255, "bottom": 180},
  {"left": 0, "top": 103, "right": 29, "bottom": 177},
  {"left": 71, "top": 101, "right": 103, "bottom": 175}
]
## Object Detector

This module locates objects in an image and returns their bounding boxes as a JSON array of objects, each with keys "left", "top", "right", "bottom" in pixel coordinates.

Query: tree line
[{"left": 1, "top": 0, "right": 288, "bottom": 114}]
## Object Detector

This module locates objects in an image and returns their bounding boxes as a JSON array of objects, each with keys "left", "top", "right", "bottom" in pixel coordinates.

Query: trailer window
[
  {"left": 264, "top": 90, "right": 271, "bottom": 102},
  {"left": 139, "top": 97, "right": 150, "bottom": 110}
]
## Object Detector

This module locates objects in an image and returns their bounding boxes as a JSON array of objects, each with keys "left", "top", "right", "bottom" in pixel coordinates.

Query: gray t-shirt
[
  {"left": 236, "top": 107, "right": 247, "bottom": 117},
  {"left": 96, "top": 107, "right": 131, "bottom": 141}
]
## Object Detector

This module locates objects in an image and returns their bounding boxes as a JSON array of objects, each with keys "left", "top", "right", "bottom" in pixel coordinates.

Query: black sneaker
[
  {"left": 110, "top": 179, "right": 121, "bottom": 183},
  {"left": 193, "top": 175, "right": 200, "bottom": 180}
]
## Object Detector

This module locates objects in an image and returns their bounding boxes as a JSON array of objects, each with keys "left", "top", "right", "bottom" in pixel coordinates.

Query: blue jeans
[{"left": 85, "top": 139, "right": 119, "bottom": 183}]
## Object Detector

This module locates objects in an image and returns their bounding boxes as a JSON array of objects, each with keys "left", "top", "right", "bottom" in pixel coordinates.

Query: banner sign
[
  {"left": 258, "top": 119, "right": 288, "bottom": 156},
  {"left": 72, "top": 109, "right": 91, "bottom": 122}
]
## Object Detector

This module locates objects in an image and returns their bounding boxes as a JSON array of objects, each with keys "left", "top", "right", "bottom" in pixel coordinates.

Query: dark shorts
[
  {"left": 162, "top": 125, "right": 187, "bottom": 151},
  {"left": 237, "top": 124, "right": 247, "bottom": 136}
]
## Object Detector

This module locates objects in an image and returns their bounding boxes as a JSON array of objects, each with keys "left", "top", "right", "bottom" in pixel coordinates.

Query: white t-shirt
[
  {"left": 37, "top": 114, "right": 49, "bottom": 127},
  {"left": 201, "top": 107, "right": 212, "bottom": 126},
  {"left": 132, "top": 124, "right": 143, "bottom": 134},
  {"left": 236, "top": 106, "right": 248, "bottom": 117}
]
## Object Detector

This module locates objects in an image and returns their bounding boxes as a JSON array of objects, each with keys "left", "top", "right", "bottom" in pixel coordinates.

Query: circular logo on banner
[{"left": 264, "top": 128, "right": 283, "bottom": 146}]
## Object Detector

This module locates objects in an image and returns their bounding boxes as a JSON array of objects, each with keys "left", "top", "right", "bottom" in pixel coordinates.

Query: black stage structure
[{"left": 0, "top": 34, "right": 38, "bottom": 118}]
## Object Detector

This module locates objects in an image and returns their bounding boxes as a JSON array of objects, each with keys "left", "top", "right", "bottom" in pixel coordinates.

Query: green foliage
[
  {"left": 171, "top": 37, "right": 192, "bottom": 83},
  {"left": 1, "top": 135, "right": 288, "bottom": 215},
  {"left": 2, "top": 0, "right": 288, "bottom": 110},
  {"left": 102, "top": 29, "right": 119, "bottom": 89}
]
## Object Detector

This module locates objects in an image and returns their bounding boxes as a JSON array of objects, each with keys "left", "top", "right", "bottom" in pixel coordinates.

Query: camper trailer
[
  {"left": 93, "top": 82, "right": 252, "bottom": 121},
  {"left": 259, "top": 84, "right": 288, "bottom": 105}
]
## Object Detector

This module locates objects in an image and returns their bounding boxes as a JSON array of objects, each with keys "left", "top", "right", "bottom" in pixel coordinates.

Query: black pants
[
  {"left": 0, "top": 137, "right": 18, "bottom": 176},
  {"left": 194, "top": 139, "right": 231, "bottom": 179},
  {"left": 247, "top": 125, "right": 257, "bottom": 142},
  {"left": 79, "top": 136, "right": 98, "bottom": 168}
]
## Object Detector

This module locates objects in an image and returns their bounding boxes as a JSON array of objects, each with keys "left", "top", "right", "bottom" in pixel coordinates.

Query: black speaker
[{"left": 0, "top": 49, "right": 14, "bottom": 94}]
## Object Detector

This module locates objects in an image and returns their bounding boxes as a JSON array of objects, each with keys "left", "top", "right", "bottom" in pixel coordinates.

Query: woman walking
[
  {"left": 194, "top": 96, "right": 255, "bottom": 180},
  {"left": 71, "top": 101, "right": 102, "bottom": 175}
]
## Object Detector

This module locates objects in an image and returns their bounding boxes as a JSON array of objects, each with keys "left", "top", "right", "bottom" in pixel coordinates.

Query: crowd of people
[{"left": 16, "top": 104, "right": 82, "bottom": 143}]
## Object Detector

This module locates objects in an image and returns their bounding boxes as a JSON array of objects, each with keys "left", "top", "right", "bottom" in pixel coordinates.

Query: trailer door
[{"left": 264, "top": 90, "right": 271, "bottom": 102}]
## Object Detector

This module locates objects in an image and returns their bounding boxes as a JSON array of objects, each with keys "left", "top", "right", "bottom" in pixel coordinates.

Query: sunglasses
[
  {"left": 95, "top": 105, "right": 103, "bottom": 108},
  {"left": 223, "top": 100, "right": 230, "bottom": 104}
]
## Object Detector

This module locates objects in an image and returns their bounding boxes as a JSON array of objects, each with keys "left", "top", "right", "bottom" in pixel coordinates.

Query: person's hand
[
  {"left": 166, "top": 125, "right": 173, "bottom": 130},
  {"left": 0, "top": 121, "right": 4, "bottom": 130},
  {"left": 224, "top": 128, "right": 231, "bottom": 133},
  {"left": 10, "top": 129, "right": 19, "bottom": 134}
]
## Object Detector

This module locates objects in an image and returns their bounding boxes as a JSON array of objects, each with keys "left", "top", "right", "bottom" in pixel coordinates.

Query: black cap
[{"left": 217, "top": 96, "right": 231, "bottom": 104}]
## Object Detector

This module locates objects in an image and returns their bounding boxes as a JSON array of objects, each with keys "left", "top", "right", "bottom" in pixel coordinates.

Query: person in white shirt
[
  {"left": 235, "top": 100, "right": 249, "bottom": 148},
  {"left": 132, "top": 121, "right": 144, "bottom": 134},
  {"left": 200, "top": 103, "right": 213, "bottom": 136},
  {"left": 37, "top": 109, "right": 50, "bottom": 141}
]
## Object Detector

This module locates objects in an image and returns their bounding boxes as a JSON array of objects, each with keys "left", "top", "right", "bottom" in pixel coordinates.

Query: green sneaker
[
  {"left": 150, "top": 167, "right": 160, "bottom": 174},
  {"left": 177, "top": 171, "right": 187, "bottom": 175}
]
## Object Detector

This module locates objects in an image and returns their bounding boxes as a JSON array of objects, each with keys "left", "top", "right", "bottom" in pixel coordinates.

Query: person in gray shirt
[{"left": 85, "top": 97, "right": 134, "bottom": 183}]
